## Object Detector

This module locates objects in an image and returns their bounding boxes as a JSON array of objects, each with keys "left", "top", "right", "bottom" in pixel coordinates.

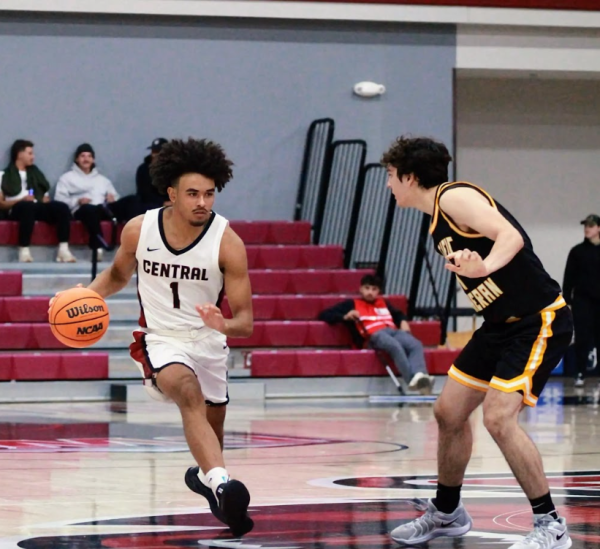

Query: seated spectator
[
  {"left": 55, "top": 143, "right": 138, "bottom": 259},
  {"left": 0, "top": 139, "right": 75, "bottom": 263},
  {"left": 319, "top": 274, "right": 433, "bottom": 394},
  {"left": 136, "top": 138, "right": 170, "bottom": 211}
]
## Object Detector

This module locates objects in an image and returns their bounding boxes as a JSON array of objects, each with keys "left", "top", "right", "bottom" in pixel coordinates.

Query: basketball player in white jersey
[{"left": 52, "top": 138, "right": 254, "bottom": 536}]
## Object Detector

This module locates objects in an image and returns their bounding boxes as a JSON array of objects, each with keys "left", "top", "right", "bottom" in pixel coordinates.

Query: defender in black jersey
[{"left": 382, "top": 137, "right": 573, "bottom": 549}]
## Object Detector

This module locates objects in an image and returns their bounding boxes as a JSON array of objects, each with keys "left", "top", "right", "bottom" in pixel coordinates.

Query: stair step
[
  {"left": 1, "top": 294, "right": 409, "bottom": 323},
  {"left": 22, "top": 269, "right": 374, "bottom": 296},
  {"left": 0, "top": 320, "right": 441, "bottom": 350},
  {"left": 250, "top": 348, "right": 459, "bottom": 377}
]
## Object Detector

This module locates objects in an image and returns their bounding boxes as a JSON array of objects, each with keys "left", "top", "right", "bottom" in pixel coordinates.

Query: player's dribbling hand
[
  {"left": 445, "top": 249, "right": 488, "bottom": 278},
  {"left": 48, "top": 283, "right": 83, "bottom": 313},
  {"left": 196, "top": 303, "right": 226, "bottom": 334}
]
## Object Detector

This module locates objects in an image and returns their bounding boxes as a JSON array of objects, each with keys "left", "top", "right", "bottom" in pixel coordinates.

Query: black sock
[
  {"left": 529, "top": 493, "right": 558, "bottom": 519},
  {"left": 432, "top": 483, "right": 462, "bottom": 514}
]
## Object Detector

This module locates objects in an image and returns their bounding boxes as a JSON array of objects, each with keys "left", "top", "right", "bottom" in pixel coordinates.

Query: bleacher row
[{"left": 0, "top": 220, "right": 460, "bottom": 384}]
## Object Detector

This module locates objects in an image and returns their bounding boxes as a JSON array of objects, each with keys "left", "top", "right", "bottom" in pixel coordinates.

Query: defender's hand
[
  {"left": 445, "top": 249, "right": 489, "bottom": 278},
  {"left": 196, "top": 303, "right": 226, "bottom": 334}
]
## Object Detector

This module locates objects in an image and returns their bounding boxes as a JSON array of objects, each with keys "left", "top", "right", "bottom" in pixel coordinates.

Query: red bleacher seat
[
  {"left": 228, "top": 320, "right": 439, "bottom": 348},
  {"left": 266, "top": 221, "right": 311, "bottom": 244},
  {"left": 32, "top": 324, "right": 68, "bottom": 349},
  {"left": 221, "top": 294, "right": 408, "bottom": 321},
  {"left": 0, "top": 220, "right": 312, "bottom": 247},
  {"left": 426, "top": 348, "right": 459, "bottom": 375},
  {"left": 247, "top": 245, "right": 343, "bottom": 270},
  {"left": 0, "top": 354, "right": 12, "bottom": 381},
  {"left": 0, "top": 324, "right": 67, "bottom": 350},
  {"left": 0, "top": 324, "right": 35, "bottom": 349},
  {"left": 250, "top": 348, "right": 459, "bottom": 377},
  {"left": 229, "top": 221, "right": 311, "bottom": 245},
  {"left": 248, "top": 270, "right": 371, "bottom": 295},
  {"left": 0, "top": 221, "right": 114, "bottom": 246},
  {"left": 0, "top": 272, "right": 23, "bottom": 296},
  {"left": 1, "top": 297, "right": 48, "bottom": 322},
  {"left": 0, "top": 353, "right": 108, "bottom": 380},
  {"left": 248, "top": 272, "right": 291, "bottom": 295}
]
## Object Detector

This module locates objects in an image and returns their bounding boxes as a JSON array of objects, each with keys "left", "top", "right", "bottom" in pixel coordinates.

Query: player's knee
[
  {"left": 482, "top": 406, "right": 512, "bottom": 438},
  {"left": 172, "top": 377, "right": 205, "bottom": 409},
  {"left": 433, "top": 399, "right": 464, "bottom": 431}
]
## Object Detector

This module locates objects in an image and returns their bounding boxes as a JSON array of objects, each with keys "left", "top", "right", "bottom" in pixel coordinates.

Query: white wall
[
  {"left": 457, "top": 25, "right": 600, "bottom": 73},
  {"left": 456, "top": 76, "right": 600, "bottom": 287},
  {"left": 3, "top": 1, "right": 600, "bottom": 29}
]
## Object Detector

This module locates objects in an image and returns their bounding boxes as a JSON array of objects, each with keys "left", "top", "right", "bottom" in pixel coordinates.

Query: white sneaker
[
  {"left": 391, "top": 499, "right": 472, "bottom": 545},
  {"left": 507, "top": 514, "right": 571, "bottom": 549},
  {"left": 408, "top": 372, "right": 433, "bottom": 394},
  {"left": 56, "top": 248, "right": 77, "bottom": 263},
  {"left": 408, "top": 372, "right": 426, "bottom": 391},
  {"left": 18, "top": 247, "right": 33, "bottom": 263},
  {"left": 574, "top": 374, "right": 584, "bottom": 388}
]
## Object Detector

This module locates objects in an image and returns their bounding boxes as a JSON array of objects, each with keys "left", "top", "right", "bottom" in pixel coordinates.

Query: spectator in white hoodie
[{"left": 55, "top": 144, "right": 137, "bottom": 259}]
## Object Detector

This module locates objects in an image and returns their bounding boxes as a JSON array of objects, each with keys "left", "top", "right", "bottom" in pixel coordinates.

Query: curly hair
[
  {"left": 151, "top": 138, "right": 233, "bottom": 194},
  {"left": 381, "top": 136, "right": 452, "bottom": 189}
]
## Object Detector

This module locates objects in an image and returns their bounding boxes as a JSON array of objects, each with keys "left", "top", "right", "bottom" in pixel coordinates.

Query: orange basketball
[{"left": 49, "top": 287, "right": 110, "bottom": 348}]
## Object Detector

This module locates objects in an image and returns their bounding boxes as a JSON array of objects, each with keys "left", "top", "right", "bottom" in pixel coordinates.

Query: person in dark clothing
[
  {"left": 0, "top": 139, "right": 74, "bottom": 263},
  {"left": 136, "top": 138, "right": 170, "bottom": 211},
  {"left": 319, "top": 274, "right": 433, "bottom": 394},
  {"left": 563, "top": 213, "right": 600, "bottom": 387}
]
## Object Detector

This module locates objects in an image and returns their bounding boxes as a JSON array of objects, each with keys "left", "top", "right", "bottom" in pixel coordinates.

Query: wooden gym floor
[{"left": 0, "top": 378, "right": 598, "bottom": 548}]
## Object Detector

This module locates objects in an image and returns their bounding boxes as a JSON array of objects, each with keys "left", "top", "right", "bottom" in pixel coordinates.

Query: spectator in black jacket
[
  {"left": 136, "top": 138, "right": 170, "bottom": 211},
  {"left": 319, "top": 274, "right": 433, "bottom": 394},
  {"left": 563, "top": 214, "right": 600, "bottom": 387}
]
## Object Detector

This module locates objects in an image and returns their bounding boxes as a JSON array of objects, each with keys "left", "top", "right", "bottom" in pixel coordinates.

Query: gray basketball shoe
[
  {"left": 391, "top": 499, "right": 472, "bottom": 545},
  {"left": 507, "top": 514, "right": 572, "bottom": 549}
]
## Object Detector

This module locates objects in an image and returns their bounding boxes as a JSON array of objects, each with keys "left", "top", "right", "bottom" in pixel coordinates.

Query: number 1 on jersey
[{"left": 170, "top": 282, "right": 181, "bottom": 309}]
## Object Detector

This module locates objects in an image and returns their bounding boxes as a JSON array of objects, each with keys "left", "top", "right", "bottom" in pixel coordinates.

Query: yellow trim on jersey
[
  {"left": 448, "top": 365, "right": 489, "bottom": 393},
  {"left": 429, "top": 181, "right": 497, "bottom": 237},
  {"left": 429, "top": 183, "right": 446, "bottom": 235},
  {"left": 439, "top": 210, "right": 486, "bottom": 239}
]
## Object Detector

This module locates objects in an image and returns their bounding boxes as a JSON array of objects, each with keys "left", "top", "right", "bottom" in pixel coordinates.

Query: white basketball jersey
[{"left": 135, "top": 208, "right": 228, "bottom": 331}]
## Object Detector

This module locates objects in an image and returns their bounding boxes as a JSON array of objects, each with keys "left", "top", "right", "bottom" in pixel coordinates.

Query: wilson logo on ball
[{"left": 66, "top": 304, "right": 106, "bottom": 319}]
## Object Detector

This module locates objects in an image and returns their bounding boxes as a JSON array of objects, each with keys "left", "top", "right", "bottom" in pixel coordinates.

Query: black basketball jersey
[{"left": 430, "top": 182, "right": 562, "bottom": 323}]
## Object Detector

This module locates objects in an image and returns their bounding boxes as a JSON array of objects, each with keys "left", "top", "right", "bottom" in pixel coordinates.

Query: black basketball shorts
[{"left": 448, "top": 296, "right": 573, "bottom": 407}]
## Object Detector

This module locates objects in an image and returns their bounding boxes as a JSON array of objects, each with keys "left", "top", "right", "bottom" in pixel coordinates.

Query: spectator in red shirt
[{"left": 319, "top": 274, "right": 433, "bottom": 394}]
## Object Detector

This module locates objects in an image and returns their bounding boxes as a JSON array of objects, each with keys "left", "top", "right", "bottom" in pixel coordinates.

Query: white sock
[
  {"left": 203, "top": 467, "right": 230, "bottom": 498},
  {"left": 19, "top": 247, "right": 30, "bottom": 253},
  {"left": 58, "top": 242, "right": 69, "bottom": 253}
]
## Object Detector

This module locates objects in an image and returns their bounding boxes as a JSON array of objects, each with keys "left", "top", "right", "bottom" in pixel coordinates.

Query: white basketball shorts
[{"left": 130, "top": 329, "right": 229, "bottom": 405}]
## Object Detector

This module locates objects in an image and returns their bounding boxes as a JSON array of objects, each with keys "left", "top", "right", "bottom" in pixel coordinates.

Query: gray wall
[
  {"left": 0, "top": 14, "right": 455, "bottom": 220},
  {"left": 456, "top": 76, "right": 600, "bottom": 284}
]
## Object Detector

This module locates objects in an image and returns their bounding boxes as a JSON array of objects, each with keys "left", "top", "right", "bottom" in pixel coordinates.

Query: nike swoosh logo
[
  {"left": 557, "top": 533, "right": 566, "bottom": 540},
  {"left": 441, "top": 519, "right": 459, "bottom": 527},
  {"left": 147, "top": 247, "right": 160, "bottom": 252}
]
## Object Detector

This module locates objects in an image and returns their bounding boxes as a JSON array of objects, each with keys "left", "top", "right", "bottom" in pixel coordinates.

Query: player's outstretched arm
[
  {"left": 197, "top": 226, "right": 253, "bottom": 338},
  {"left": 440, "top": 188, "right": 524, "bottom": 278},
  {"left": 88, "top": 216, "right": 142, "bottom": 299}
]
